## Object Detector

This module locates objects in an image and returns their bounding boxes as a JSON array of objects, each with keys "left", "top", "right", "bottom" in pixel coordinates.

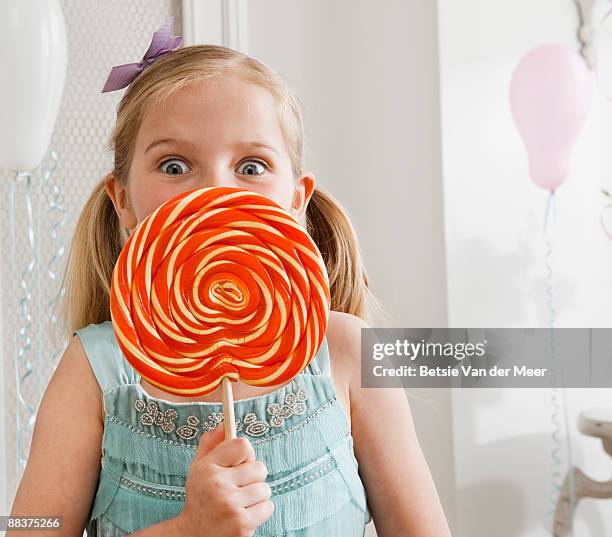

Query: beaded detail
[
  {"left": 201, "top": 411, "right": 242, "bottom": 434},
  {"left": 268, "top": 389, "right": 308, "bottom": 427},
  {"left": 176, "top": 416, "right": 200, "bottom": 441},
  {"left": 134, "top": 399, "right": 199, "bottom": 440},
  {"left": 272, "top": 459, "right": 336, "bottom": 495},
  {"left": 199, "top": 388, "right": 309, "bottom": 436},
  {"left": 132, "top": 387, "right": 309, "bottom": 439},
  {"left": 118, "top": 473, "right": 185, "bottom": 501},
  {"left": 107, "top": 395, "right": 337, "bottom": 448}
]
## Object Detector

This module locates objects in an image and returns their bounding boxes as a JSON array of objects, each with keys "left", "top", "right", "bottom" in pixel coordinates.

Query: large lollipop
[{"left": 109, "top": 186, "right": 331, "bottom": 439}]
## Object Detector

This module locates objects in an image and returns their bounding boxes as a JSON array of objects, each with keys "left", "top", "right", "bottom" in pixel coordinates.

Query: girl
[{"left": 9, "top": 21, "right": 451, "bottom": 537}]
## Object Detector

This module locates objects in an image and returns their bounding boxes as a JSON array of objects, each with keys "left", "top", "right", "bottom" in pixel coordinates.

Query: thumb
[{"left": 194, "top": 423, "right": 225, "bottom": 461}]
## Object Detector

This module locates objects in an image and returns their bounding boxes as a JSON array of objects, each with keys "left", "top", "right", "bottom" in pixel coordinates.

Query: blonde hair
[{"left": 55, "top": 44, "right": 386, "bottom": 342}]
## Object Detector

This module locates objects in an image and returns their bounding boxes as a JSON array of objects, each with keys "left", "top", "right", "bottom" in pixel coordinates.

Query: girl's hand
[{"left": 177, "top": 424, "right": 274, "bottom": 537}]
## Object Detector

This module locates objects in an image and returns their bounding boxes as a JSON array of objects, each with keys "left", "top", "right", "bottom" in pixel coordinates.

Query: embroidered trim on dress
[
  {"left": 132, "top": 387, "right": 308, "bottom": 439},
  {"left": 106, "top": 396, "right": 339, "bottom": 448}
]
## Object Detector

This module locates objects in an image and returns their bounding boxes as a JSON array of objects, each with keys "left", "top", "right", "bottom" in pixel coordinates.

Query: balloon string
[
  {"left": 9, "top": 175, "right": 18, "bottom": 478},
  {"left": 543, "top": 190, "right": 575, "bottom": 537},
  {"left": 10, "top": 171, "right": 38, "bottom": 482},
  {"left": 42, "top": 149, "right": 68, "bottom": 366},
  {"left": 543, "top": 189, "right": 557, "bottom": 234},
  {"left": 35, "top": 163, "right": 43, "bottom": 398}
]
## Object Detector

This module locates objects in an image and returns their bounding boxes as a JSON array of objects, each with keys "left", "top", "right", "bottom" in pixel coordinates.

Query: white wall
[
  {"left": 247, "top": 1, "right": 456, "bottom": 534},
  {"left": 438, "top": 0, "right": 612, "bottom": 535}
]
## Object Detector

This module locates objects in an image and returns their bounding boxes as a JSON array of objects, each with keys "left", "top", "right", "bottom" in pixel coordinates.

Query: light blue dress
[{"left": 75, "top": 321, "right": 372, "bottom": 536}]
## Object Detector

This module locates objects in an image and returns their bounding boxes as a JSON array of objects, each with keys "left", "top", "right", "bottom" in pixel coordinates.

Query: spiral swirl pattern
[{"left": 110, "top": 186, "right": 331, "bottom": 397}]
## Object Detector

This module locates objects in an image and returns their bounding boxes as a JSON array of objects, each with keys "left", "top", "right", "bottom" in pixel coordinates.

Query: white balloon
[{"left": 0, "top": 0, "right": 67, "bottom": 172}]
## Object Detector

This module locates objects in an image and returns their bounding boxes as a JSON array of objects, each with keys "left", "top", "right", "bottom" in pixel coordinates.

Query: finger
[
  {"left": 226, "top": 460, "right": 269, "bottom": 487},
  {"left": 234, "top": 481, "right": 273, "bottom": 509},
  {"left": 193, "top": 423, "right": 225, "bottom": 462},
  {"left": 244, "top": 497, "right": 275, "bottom": 527},
  {"left": 209, "top": 436, "right": 256, "bottom": 468}
]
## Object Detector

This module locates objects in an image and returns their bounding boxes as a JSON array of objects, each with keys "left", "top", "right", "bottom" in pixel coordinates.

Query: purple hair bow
[{"left": 101, "top": 16, "right": 183, "bottom": 93}]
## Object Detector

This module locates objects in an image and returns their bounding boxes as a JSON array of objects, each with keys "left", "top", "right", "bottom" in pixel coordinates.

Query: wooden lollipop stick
[{"left": 221, "top": 376, "right": 237, "bottom": 440}]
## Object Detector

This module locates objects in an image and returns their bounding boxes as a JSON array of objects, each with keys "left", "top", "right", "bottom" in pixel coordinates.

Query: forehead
[{"left": 137, "top": 76, "right": 285, "bottom": 147}]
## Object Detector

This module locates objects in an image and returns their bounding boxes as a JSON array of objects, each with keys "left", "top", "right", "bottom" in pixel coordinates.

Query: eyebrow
[
  {"left": 144, "top": 138, "right": 281, "bottom": 156},
  {"left": 145, "top": 138, "right": 196, "bottom": 154}
]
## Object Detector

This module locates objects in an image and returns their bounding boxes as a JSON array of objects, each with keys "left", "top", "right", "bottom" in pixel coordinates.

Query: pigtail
[
  {"left": 306, "top": 186, "right": 383, "bottom": 324},
  {"left": 52, "top": 177, "right": 127, "bottom": 346}
]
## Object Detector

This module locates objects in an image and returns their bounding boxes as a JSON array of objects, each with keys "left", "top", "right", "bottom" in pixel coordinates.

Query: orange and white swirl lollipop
[{"left": 110, "top": 186, "right": 330, "bottom": 437}]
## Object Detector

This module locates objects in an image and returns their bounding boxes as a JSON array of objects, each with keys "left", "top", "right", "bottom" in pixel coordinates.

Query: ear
[
  {"left": 104, "top": 173, "right": 137, "bottom": 231},
  {"left": 290, "top": 172, "right": 316, "bottom": 221}
]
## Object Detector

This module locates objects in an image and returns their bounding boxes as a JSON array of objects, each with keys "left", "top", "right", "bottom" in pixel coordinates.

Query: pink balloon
[{"left": 509, "top": 43, "right": 593, "bottom": 191}]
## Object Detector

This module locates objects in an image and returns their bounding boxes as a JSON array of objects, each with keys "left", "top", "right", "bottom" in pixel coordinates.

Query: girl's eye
[
  {"left": 159, "top": 158, "right": 190, "bottom": 176},
  {"left": 237, "top": 159, "right": 267, "bottom": 176}
]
